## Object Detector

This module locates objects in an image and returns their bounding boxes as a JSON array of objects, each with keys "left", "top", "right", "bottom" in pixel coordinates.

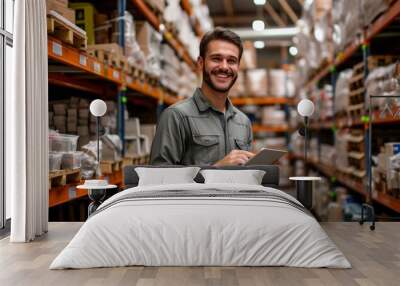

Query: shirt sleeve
[
  {"left": 150, "top": 107, "right": 186, "bottom": 165},
  {"left": 247, "top": 119, "right": 253, "bottom": 151}
]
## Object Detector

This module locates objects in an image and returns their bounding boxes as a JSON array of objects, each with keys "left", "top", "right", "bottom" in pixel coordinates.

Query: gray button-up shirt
[{"left": 150, "top": 88, "right": 253, "bottom": 165}]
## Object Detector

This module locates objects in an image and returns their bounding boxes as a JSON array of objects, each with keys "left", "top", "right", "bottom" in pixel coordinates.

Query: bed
[{"left": 50, "top": 165, "right": 351, "bottom": 269}]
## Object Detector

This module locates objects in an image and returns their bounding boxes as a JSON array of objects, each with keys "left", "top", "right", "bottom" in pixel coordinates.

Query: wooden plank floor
[{"left": 0, "top": 222, "right": 399, "bottom": 286}]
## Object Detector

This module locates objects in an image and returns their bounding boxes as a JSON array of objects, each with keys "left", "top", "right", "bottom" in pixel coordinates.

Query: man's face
[{"left": 200, "top": 40, "right": 240, "bottom": 93}]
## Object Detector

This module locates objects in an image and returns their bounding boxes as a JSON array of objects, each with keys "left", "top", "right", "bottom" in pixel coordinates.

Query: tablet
[{"left": 245, "top": 148, "right": 287, "bottom": 166}]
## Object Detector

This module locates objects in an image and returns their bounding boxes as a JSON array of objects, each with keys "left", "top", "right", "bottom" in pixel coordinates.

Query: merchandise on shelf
[
  {"left": 261, "top": 107, "right": 287, "bottom": 127},
  {"left": 240, "top": 41, "right": 257, "bottom": 70},
  {"left": 320, "top": 143, "right": 335, "bottom": 167},
  {"left": 246, "top": 69, "right": 268, "bottom": 97},
  {"left": 191, "top": 0, "right": 213, "bottom": 32},
  {"left": 375, "top": 142, "right": 400, "bottom": 197},
  {"left": 46, "top": 0, "right": 75, "bottom": 23},
  {"left": 61, "top": 151, "right": 83, "bottom": 169},
  {"left": 269, "top": 69, "right": 296, "bottom": 98},
  {"left": 335, "top": 129, "right": 350, "bottom": 171},
  {"left": 361, "top": 0, "right": 396, "bottom": 27},
  {"left": 366, "top": 62, "right": 400, "bottom": 110},
  {"left": 69, "top": 2, "right": 96, "bottom": 44},
  {"left": 135, "top": 21, "right": 162, "bottom": 77},
  {"left": 145, "top": 0, "right": 165, "bottom": 13},
  {"left": 334, "top": 69, "right": 353, "bottom": 116},
  {"left": 229, "top": 71, "right": 245, "bottom": 98},
  {"left": 164, "top": 0, "right": 200, "bottom": 60}
]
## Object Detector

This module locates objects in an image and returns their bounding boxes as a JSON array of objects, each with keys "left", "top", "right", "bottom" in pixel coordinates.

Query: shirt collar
[{"left": 193, "top": 88, "right": 237, "bottom": 118}]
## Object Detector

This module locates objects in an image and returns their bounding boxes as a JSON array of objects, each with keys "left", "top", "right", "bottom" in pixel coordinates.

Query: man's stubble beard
[{"left": 203, "top": 64, "right": 238, "bottom": 93}]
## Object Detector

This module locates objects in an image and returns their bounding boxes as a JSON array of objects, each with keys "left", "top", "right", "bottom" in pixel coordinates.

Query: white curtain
[{"left": 7, "top": 0, "right": 49, "bottom": 242}]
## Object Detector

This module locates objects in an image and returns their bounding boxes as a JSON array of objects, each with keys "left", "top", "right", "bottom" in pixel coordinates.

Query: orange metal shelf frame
[
  {"left": 252, "top": 124, "right": 290, "bottom": 133},
  {"left": 131, "top": 0, "right": 197, "bottom": 72},
  {"left": 48, "top": 36, "right": 123, "bottom": 85},
  {"left": 232, "top": 97, "right": 293, "bottom": 106},
  {"left": 48, "top": 37, "right": 181, "bottom": 104},
  {"left": 305, "top": 1, "right": 400, "bottom": 89},
  {"left": 49, "top": 169, "right": 123, "bottom": 208}
]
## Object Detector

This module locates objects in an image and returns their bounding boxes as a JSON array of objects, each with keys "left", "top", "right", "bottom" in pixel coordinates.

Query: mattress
[{"left": 50, "top": 183, "right": 351, "bottom": 269}]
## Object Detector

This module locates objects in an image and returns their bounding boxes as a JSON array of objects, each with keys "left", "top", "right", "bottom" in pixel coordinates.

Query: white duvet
[{"left": 50, "top": 183, "right": 351, "bottom": 269}]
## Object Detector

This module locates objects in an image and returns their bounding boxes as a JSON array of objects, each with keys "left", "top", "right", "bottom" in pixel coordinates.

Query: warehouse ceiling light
[
  {"left": 289, "top": 46, "right": 298, "bottom": 56},
  {"left": 254, "top": 0, "right": 266, "bottom": 5},
  {"left": 252, "top": 19, "right": 265, "bottom": 31},
  {"left": 254, "top": 40, "right": 265, "bottom": 49},
  {"left": 232, "top": 27, "right": 299, "bottom": 40}
]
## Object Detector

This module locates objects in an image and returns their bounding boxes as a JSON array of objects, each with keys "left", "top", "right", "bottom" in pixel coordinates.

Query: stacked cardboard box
[{"left": 46, "top": 0, "right": 75, "bottom": 23}]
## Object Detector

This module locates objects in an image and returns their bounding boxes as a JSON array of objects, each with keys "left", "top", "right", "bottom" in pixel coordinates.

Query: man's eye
[{"left": 228, "top": 59, "right": 237, "bottom": 65}]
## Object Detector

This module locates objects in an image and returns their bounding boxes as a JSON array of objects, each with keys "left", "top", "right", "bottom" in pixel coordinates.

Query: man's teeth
[{"left": 216, "top": 74, "right": 229, "bottom": 78}]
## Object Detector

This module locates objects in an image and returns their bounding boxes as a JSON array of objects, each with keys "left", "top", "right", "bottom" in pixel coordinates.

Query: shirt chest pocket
[{"left": 192, "top": 134, "right": 220, "bottom": 164}]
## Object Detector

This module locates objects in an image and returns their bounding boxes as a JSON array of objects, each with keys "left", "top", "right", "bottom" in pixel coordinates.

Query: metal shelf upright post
[
  {"left": 118, "top": 0, "right": 126, "bottom": 155},
  {"left": 360, "top": 40, "right": 375, "bottom": 230}
]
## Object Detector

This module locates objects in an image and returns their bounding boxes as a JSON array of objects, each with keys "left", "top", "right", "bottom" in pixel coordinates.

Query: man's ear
[{"left": 197, "top": 56, "right": 204, "bottom": 71}]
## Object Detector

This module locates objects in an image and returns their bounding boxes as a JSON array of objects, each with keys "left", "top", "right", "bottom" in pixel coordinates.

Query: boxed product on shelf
[
  {"left": 46, "top": 0, "right": 75, "bottom": 23},
  {"left": 69, "top": 2, "right": 96, "bottom": 45},
  {"left": 366, "top": 62, "right": 400, "bottom": 109},
  {"left": 49, "top": 152, "right": 63, "bottom": 171},
  {"left": 140, "top": 124, "right": 156, "bottom": 146},
  {"left": 135, "top": 21, "right": 162, "bottom": 77},
  {"left": 125, "top": 118, "right": 141, "bottom": 136},
  {"left": 261, "top": 107, "right": 286, "bottom": 126},
  {"left": 101, "top": 135, "right": 122, "bottom": 161},
  {"left": 335, "top": 129, "right": 350, "bottom": 171},
  {"left": 53, "top": 103, "right": 67, "bottom": 115},
  {"left": 230, "top": 71, "right": 245, "bottom": 98},
  {"left": 361, "top": 0, "right": 395, "bottom": 27},
  {"left": 245, "top": 69, "right": 267, "bottom": 97},
  {"left": 67, "top": 122, "right": 77, "bottom": 133},
  {"left": 269, "top": 69, "right": 296, "bottom": 97},
  {"left": 334, "top": 69, "right": 352, "bottom": 116},
  {"left": 145, "top": 0, "right": 165, "bottom": 13},
  {"left": 77, "top": 126, "right": 89, "bottom": 136},
  {"left": 49, "top": 132, "right": 79, "bottom": 152},
  {"left": 61, "top": 151, "right": 82, "bottom": 170},
  {"left": 240, "top": 41, "right": 257, "bottom": 70},
  {"left": 320, "top": 144, "right": 335, "bottom": 166}
]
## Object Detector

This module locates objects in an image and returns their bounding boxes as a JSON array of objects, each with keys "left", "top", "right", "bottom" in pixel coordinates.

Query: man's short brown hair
[{"left": 199, "top": 27, "right": 243, "bottom": 60}]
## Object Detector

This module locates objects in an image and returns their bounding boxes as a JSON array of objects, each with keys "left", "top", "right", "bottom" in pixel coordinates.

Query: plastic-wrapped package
[
  {"left": 61, "top": 151, "right": 83, "bottom": 170},
  {"left": 335, "top": 129, "right": 350, "bottom": 171},
  {"left": 335, "top": 69, "right": 353, "bottom": 115},
  {"left": 362, "top": 0, "right": 391, "bottom": 27},
  {"left": 49, "top": 152, "right": 63, "bottom": 171},
  {"left": 342, "top": 0, "right": 363, "bottom": 47},
  {"left": 49, "top": 132, "right": 79, "bottom": 152},
  {"left": 80, "top": 152, "right": 97, "bottom": 179}
]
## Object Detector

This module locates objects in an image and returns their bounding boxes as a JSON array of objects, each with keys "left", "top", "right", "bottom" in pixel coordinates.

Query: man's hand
[{"left": 214, "top": 149, "right": 255, "bottom": 166}]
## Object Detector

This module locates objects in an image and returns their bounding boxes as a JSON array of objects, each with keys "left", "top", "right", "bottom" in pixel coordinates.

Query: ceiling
[{"left": 206, "top": 0, "right": 304, "bottom": 29}]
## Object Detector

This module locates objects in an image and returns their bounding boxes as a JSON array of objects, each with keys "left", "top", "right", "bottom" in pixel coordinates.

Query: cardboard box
[
  {"left": 240, "top": 41, "right": 257, "bottom": 70},
  {"left": 67, "top": 122, "right": 77, "bottom": 133},
  {"left": 79, "top": 109, "right": 89, "bottom": 119},
  {"left": 77, "top": 126, "right": 89, "bottom": 136},
  {"left": 246, "top": 69, "right": 268, "bottom": 97},
  {"left": 53, "top": 103, "right": 67, "bottom": 115},
  {"left": 47, "top": 0, "right": 68, "bottom": 7},
  {"left": 46, "top": 2, "right": 75, "bottom": 23},
  {"left": 145, "top": 0, "right": 165, "bottom": 13},
  {"left": 78, "top": 118, "right": 88, "bottom": 125},
  {"left": 53, "top": 115, "right": 66, "bottom": 126}
]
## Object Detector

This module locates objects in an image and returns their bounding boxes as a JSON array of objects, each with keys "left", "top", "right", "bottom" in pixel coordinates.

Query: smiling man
[{"left": 150, "top": 27, "right": 254, "bottom": 166}]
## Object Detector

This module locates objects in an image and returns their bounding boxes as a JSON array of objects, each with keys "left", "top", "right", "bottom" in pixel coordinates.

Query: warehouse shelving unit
[
  {"left": 293, "top": 1, "right": 400, "bottom": 215},
  {"left": 47, "top": 0, "right": 200, "bottom": 209}
]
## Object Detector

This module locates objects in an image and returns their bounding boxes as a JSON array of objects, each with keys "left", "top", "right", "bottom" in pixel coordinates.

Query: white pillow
[
  {"left": 135, "top": 167, "right": 201, "bottom": 186},
  {"left": 200, "top": 169, "right": 266, "bottom": 185}
]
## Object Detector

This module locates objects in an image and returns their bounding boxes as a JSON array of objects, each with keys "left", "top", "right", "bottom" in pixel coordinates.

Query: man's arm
[{"left": 149, "top": 108, "right": 186, "bottom": 165}]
